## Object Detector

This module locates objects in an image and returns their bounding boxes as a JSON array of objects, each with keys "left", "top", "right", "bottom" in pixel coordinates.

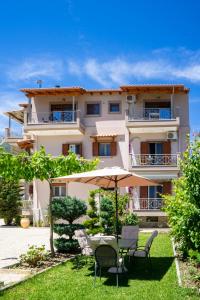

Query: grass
[{"left": 0, "top": 234, "right": 198, "bottom": 300}]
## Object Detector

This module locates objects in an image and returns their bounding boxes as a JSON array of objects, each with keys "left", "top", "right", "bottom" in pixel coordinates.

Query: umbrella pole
[{"left": 115, "top": 178, "right": 119, "bottom": 243}]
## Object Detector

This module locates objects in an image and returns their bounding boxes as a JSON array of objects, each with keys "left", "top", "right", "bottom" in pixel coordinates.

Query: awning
[{"left": 4, "top": 110, "right": 24, "bottom": 124}]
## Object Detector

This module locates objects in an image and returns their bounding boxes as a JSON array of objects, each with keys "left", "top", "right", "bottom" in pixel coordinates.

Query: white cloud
[
  {"left": 172, "top": 65, "right": 200, "bottom": 82},
  {"left": 68, "top": 58, "right": 172, "bottom": 87},
  {"left": 7, "top": 58, "right": 63, "bottom": 82},
  {"left": 67, "top": 48, "right": 200, "bottom": 87},
  {"left": 0, "top": 91, "right": 22, "bottom": 114}
]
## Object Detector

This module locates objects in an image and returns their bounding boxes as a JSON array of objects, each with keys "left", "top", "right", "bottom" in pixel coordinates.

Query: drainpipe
[
  {"left": 170, "top": 86, "right": 174, "bottom": 119},
  {"left": 72, "top": 95, "right": 75, "bottom": 122}
]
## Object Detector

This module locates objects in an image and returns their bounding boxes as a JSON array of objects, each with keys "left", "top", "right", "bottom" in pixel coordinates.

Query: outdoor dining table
[{"left": 89, "top": 235, "right": 118, "bottom": 252}]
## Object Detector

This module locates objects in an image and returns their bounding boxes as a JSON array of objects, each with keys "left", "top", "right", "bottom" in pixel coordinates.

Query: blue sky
[{"left": 0, "top": 0, "right": 200, "bottom": 135}]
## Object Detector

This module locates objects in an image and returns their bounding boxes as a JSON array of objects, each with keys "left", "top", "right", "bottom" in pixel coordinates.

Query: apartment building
[{"left": 4, "top": 84, "right": 189, "bottom": 227}]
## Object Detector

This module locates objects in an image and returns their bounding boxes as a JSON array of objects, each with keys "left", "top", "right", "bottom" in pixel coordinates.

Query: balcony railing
[
  {"left": 130, "top": 154, "right": 179, "bottom": 167},
  {"left": 27, "top": 111, "right": 77, "bottom": 124},
  {"left": 128, "top": 108, "right": 172, "bottom": 121},
  {"left": 138, "top": 198, "right": 164, "bottom": 210},
  {"left": 4, "top": 128, "right": 23, "bottom": 139}
]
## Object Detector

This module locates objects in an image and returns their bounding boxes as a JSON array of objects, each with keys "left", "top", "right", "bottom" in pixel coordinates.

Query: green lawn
[{"left": 0, "top": 234, "right": 198, "bottom": 300}]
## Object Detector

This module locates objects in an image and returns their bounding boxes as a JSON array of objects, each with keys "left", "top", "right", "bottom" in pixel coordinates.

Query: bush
[
  {"left": 164, "top": 138, "right": 200, "bottom": 256},
  {"left": 100, "top": 197, "right": 115, "bottom": 234},
  {"left": 52, "top": 196, "right": 87, "bottom": 253},
  {"left": 83, "top": 190, "right": 102, "bottom": 234},
  {"left": 20, "top": 245, "right": 49, "bottom": 267},
  {"left": 0, "top": 178, "right": 22, "bottom": 225},
  {"left": 123, "top": 213, "right": 139, "bottom": 226},
  {"left": 52, "top": 196, "right": 87, "bottom": 223},
  {"left": 54, "top": 238, "right": 79, "bottom": 253},
  {"left": 53, "top": 224, "right": 84, "bottom": 238},
  {"left": 188, "top": 249, "right": 200, "bottom": 265}
]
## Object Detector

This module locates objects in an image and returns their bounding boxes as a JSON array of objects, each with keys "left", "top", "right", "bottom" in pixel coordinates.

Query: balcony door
[
  {"left": 148, "top": 186, "right": 163, "bottom": 209},
  {"left": 149, "top": 142, "right": 163, "bottom": 165},
  {"left": 141, "top": 141, "right": 171, "bottom": 165},
  {"left": 144, "top": 101, "right": 171, "bottom": 119},
  {"left": 51, "top": 104, "right": 77, "bottom": 122}
]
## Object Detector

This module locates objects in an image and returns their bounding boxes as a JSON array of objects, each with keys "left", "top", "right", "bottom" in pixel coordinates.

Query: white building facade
[{"left": 4, "top": 84, "right": 190, "bottom": 227}]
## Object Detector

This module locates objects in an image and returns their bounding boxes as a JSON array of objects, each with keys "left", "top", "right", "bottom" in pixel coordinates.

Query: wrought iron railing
[
  {"left": 27, "top": 111, "right": 77, "bottom": 124},
  {"left": 128, "top": 108, "right": 172, "bottom": 121},
  {"left": 139, "top": 198, "right": 163, "bottom": 210},
  {"left": 130, "top": 154, "right": 179, "bottom": 166}
]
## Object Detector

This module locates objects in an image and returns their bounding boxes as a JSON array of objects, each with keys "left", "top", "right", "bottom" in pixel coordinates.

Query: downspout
[
  {"left": 170, "top": 86, "right": 174, "bottom": 119},
  {"left": 72, "top": 96, "right": 75, "bottom": 122}
]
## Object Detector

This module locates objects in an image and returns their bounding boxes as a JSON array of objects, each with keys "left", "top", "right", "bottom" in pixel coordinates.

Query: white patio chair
[
  {"left": 127, "top": 230, "right": 158, "bottom": 266},
  {"left": 74, "top": 229, "right": 93, "bottom": 256},
  {"left": 94, "top": 244, "right": 127, "bottom": 287}
]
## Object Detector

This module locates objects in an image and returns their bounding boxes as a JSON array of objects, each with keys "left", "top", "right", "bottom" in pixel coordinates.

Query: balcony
[
  {"left": 126, "top": 108, "right": 180, "bottom": 133},
  {"left": 3, "top": 128, "right": 23, "bottom": 145},
  {"left": 27, "top": 111, "right": 77, "bottom": 124},
  {"left": 130, "top": 154, "right": 179, "bottom": 167},
  {"left": 24, "top": 110, "right": 85, "bottom": 136},
  {"left": 136, "top": 198, "right": 164, "bottom": 210}
]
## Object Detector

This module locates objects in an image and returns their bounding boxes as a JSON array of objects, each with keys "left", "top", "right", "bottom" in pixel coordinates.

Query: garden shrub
[
  {"left": 123, "top": 212, "right": 139, "bottom": 226},
  {"left": 84, "top": 189, "right": 130, "bottom": 235},
  {"left": 0, "top": 178, "right": 22, "bottom": 225},
  {"left": 54, "top": 238, "right": 79, "bottom": 253},
  {"left": 83, "top": 189, "right": 103, "bottom": 234},
  {"left": 52, "top": 196, "right": 87, "bottom": 253},
  {"left": 164, "top": 137, "right": 200, "bottom": 256},
  {"left": 100, "top": 197, "right": 115, "bottom": 234},
  {"left": 20, "top": 245, "right": 49, "bottom": 267}
]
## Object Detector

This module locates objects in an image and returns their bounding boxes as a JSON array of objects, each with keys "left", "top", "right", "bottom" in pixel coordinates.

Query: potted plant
[{"left": 20, "top": 210, "right": 31, "bottom": 229}]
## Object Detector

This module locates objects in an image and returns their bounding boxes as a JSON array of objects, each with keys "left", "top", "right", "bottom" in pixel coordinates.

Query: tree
[
  {"left": 0, "top": 146, "right": 98, "bottom": 256},
  {"left": 52, "top": 196, "right": 87, "bottom": 252},
  {"left": 163, "top": 138, "right": 200, "bottom": 255},
  {"left": 100, "top": 197, "right": 115, "bottom": 234},
  {"left": 83, "top": 189, "right": 102, "bottom": 234},
  {"left": 0, "top": 178, "right": 22, "bottom": 225}
]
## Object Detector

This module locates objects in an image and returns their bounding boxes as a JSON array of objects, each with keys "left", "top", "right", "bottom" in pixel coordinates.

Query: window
[
  {"left": 86, "top": 103, "right": 100, "bottom": 115},
  {"left": 69, "top": 144, "right": 81, "bottom": 155},
  {"left": 99, "top": 143, "right": 111, "bottom": 156},
  {"left": 109, "top": 102, "right": 120, "bottom": 113},
  {"left": 148, "top": 186, "right": 163, "bottom": 199},
  {"left": 62, "top": 143, "right": 82, "bottom": 156},
  {"left": 53, "top": 185, "right": 66, "bottom": 197}
]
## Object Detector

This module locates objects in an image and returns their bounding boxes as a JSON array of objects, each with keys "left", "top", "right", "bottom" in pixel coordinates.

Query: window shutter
[
  {"left": 140, "top": 186, "right": 148, "bottom": 198},
  {"left": 163, "top": 182, "right": 172, "bottom": 194},
  {"left": 92, "top": 142, "right": 99, "bottom": 156},
  {"left": 140, "top": 142, "right": 149, "bottom": 164},
  {"left": 111, "top": 142, "right": 117, "bottom": 156},
  {"left": 62, "top": 144, "right": 69, "bottom": 156},
  {"left": 79, "top": 143, "right": 83, "bottom": 156},
  {"left": 140, "top": 186, "right": 148, "bottom": 209},
  {"left": 29, "top": 185, "right": 33, "bottom": 195},
  {"left": 163, "top": 141, "right": 171, "bottom": 154},
  {"left": 140, "top": 142, "right": 149, "bottom": 154}
]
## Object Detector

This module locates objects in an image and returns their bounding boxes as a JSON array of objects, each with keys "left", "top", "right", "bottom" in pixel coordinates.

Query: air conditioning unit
[
  {"left": 126, "top": 95, "right": 136, "bottom": 104},
  {"left": 167, "top": 131, "right": 178, "bottom": 140}
]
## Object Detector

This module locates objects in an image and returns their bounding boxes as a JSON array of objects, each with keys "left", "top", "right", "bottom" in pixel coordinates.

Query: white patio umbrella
[{"left": 53, "top": 167, "right": 158, "bottom": 241}]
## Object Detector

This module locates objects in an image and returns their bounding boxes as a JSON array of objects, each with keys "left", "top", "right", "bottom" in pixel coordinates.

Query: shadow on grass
[{"left": 72, "top": 255, "right": 174, "bottom": 287}]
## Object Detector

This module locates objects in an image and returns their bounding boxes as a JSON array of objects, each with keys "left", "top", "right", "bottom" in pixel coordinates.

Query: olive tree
[{"left": 0, "top": 147, "right": 98, "bottom": 256}]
